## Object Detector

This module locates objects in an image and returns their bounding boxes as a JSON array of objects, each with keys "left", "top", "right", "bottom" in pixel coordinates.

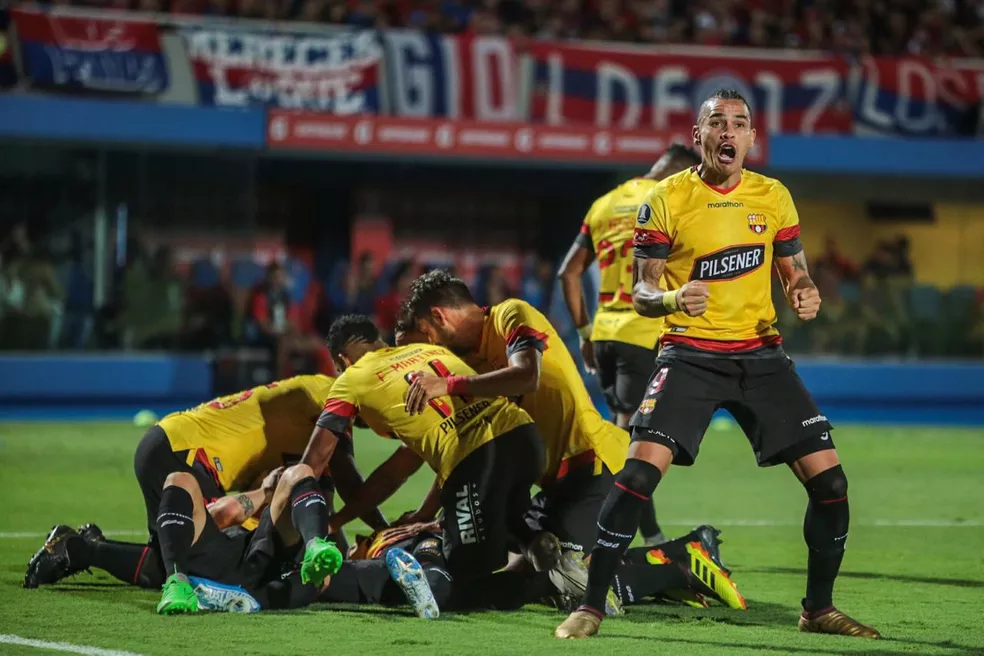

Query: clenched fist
[
  {"left": 789, "top": 286, "right": 821, "bottom": 321},
  {"left": 678, "top": 281, "right": 710, "bottom": 317}
]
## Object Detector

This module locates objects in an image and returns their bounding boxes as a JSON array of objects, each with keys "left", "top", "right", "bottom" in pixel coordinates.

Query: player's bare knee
[
  {"left": 162, "top": 471, "right": 200, "bottom": 494},
  {"left": 281, "top": 464, "right": 315, "bottom": 488}
]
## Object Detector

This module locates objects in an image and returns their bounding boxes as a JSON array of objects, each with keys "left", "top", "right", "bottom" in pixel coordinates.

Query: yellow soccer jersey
[
  {"left": 159, "top": 375, "right": 335, "bottom": 493},
  {"left": 578, "top": 178, "right": 662, "bottom": 349},
  {"left": 469, "top": 299, "right": 628, "bottom": 483},
  {"left": 316, "top": 344, "right": 532, "bottom": 485},
  {"left": 634, "top": 167, "right": 802, "bottom": 352}
]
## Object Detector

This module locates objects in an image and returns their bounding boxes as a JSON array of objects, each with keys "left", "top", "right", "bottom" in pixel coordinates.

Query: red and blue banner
[
  {"left": 182, "top": 28, "right": 381, "bottom": 113},
  {"left": 851, "top": 56, "right": 983, "bottom": 137},
  {"left": 528, "top": 41, "right": 852, "bottom": 135},
  {"left": 380, "top": 31, "right": 518, "bottom": 121},
  {"left": 11, "top": 7, "right": 167, "bottom": 95}
]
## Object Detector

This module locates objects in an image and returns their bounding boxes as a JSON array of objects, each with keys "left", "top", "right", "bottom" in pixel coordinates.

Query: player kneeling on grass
[
  {"left": 301, "top": 315, "right": 595, "bottom": 611},
  {"left": 153, "top": 462, "right": 344, "bottom": 615}
]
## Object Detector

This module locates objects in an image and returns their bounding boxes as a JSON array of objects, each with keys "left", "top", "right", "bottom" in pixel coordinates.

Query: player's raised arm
[
  {"left": 329, "top": 446, "right": 425, "bottom": 531},
  {"left": 772, "top": 184, "right": 821, "bottom": 321},
  {"left": 632, "top": 193, "right": 708, "bottom": 318},
  {"left": 557, "top": 217, "right": 598, "bottom": 374}
]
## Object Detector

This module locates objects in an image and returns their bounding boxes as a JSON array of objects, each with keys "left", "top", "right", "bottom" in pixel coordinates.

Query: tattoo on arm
[
  {"left": 792, "top": 252, "right": 808, "bottom": 273},
  {"left": 632, "top": 258, "right": 672, "bottom": 318},
  {"left": 234, "top": 493, "right": 255, "bottom": 518}
]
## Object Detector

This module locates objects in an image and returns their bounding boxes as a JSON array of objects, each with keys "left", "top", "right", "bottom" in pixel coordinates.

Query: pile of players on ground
[{"left": 25, "top": 99, "right": 880, "bottom": 640}]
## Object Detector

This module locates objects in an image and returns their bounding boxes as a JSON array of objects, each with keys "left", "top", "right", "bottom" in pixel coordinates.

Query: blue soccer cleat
[
  {"left": 385, "top": 548, "right": 439, "bottom": 619},
  {"left": 189, "top": 576, "right": 262, "bottom": 613}
]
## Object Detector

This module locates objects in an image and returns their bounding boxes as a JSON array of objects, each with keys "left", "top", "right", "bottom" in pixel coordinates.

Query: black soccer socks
[
  {"left": 68, "top": 538, "right": 164, "bottom": 589},
  {"left": 581, "top": 458, "right": 663, "bottom": 613},
  {"left": 802, "top": 464, "right": 849, "bottom": 612},
  {"left": 156, "top": 486, "right": 196, "bottom": 577},
  {"left": 289, "top": 476, "right": 330, "bottom": 546}
]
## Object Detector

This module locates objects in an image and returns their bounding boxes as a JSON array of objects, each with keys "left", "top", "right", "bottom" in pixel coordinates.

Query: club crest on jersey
[
  {"left": 636, "top": 202, "right": 653, "bottom": 225},
  {"left": 747, "top": 214, "right": 767, "bottom": 234},
  {"left": 690, "top": 244, "right": 766, "bottom": 282}
]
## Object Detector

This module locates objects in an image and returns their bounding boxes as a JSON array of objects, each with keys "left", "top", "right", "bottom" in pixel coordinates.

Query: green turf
[{"left": 0, "top": 422, "right": 982, "bottom": 655}]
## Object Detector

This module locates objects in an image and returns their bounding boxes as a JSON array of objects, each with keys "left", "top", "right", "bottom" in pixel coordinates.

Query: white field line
[
  {"left": 1, "top": 518, "right": 982, "bottom": 539},
  {"left": 0, "top": 635, "right": 144, "bottom": 656}
]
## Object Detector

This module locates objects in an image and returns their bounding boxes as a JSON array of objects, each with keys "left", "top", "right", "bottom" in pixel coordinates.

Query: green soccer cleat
[
  {"left": 156, "top": 574, "right": 199, "bottom": 615},
  {"left": 299, "top": 537, "right": 343, "bottom": 586}
]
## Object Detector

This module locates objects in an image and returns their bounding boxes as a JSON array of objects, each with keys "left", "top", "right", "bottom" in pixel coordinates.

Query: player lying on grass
[
  {"left": 300, "top": 315, "right": 596, "bottom": 611},
  {"left": 558, "top": 144, "right": 703, "bottom": 546},
  {"left": 24, "top": 375, "right": 383, "bottom": 590},
  {"left": 392, "top": 307, "right": 743, "bottom": 612},
  {"left": 555, "top": 89, "right": 879, "bottom": 640}
]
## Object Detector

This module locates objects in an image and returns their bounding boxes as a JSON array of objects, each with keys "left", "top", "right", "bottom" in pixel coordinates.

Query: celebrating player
[
  {"left": 557, "top": 144, "right": 701, "bottom": 545},
  {"left": 24, "top": 375, "right": 382, "bottom": 590},
  {"left": 555, "top": 89, "right": 879, "bottom": 640},
  {"left": 300, "top": 315, "right": 591, "bottom": 610}
]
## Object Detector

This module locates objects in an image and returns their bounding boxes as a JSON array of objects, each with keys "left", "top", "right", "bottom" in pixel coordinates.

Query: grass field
[{"left": 0, "top": 422, "right": 982, "bottom": 655}]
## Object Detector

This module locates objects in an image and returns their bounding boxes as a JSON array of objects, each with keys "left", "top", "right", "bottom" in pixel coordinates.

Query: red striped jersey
[
  {"left": 467, "top": 299, "right": 628, "bottom": 484},
  {"left": 577, "top": 178, "right": 663, "bottom": 349},
  {"left": 634, "top": 167, "right": 803, "bottom": 351},
  {"left": 316, "top": 344, "right": 531, "bottom": 485}
]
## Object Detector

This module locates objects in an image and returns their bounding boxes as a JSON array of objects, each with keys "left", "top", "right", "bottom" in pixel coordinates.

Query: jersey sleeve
[
  {"left": 315, "top": 371, "right": 358, "bottom": 441},
  {"left": 633, "top": 186, "right": 671, "bottom": 259},
  {"left": 495, "top": 300, "right": 551, "bottom": 358},
  {"left": 774, "top": 183, "right": 803, "bottom": 257}
]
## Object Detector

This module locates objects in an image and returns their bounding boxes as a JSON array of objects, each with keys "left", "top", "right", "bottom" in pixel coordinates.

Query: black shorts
[
  {"left": 595, "top": 341, "right": 659, "bottom": 415},
  {"left": 629, "top": 346, "right": 834, "bottom": 467},
  {"left": 526, "top": 461, "right": 614, "bottom": 555},
  {"left": 133, "top": 426, "right": 225, "bottom": 537},
  {"left": 186, "top": 507, "right": 300, "bottom": 592},
  {"left": 439, "top": 423, "right": 544, "bottom": 580}
]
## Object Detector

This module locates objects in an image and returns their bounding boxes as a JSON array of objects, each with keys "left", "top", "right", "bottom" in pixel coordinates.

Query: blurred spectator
[
  {"left": 345, "top": 252, "right": 377, "bottom": 316},
  {"left": 485, "top": 266, "right": 513, "bottom": 307},
  {"left": 122, "top": 245, "right": 182, "bottom": 349},
  {"left": 375, "top": 259, "right": 416, "bottom": 341},
  {"left": 522, "top": 257, "right": 555, "bottom": 313},
  {"left": 245, "top": 261, "right": 293, "bottom": 350},
  {"left": 814, "top": 236, "right": 860, "bottom": 282},
  {"left": 40, "top": 0, "right": 984, "bottom": 56}
]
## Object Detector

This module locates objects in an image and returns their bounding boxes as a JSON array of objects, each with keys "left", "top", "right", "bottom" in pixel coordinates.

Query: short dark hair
[
  {"left": 327, "top": 314, "right": 380, "bottom": 357},
  {"left": 697, "top": 89, "right": 752, "bottom": 124},
  {"left": 664, "top": 144, "right": 701, "bottom": 165},
  {"left": 394, "top": 302, "right": 413, "bottom": 336},
  {"left": 405, "top": 269, "right": 475, "bottom": 320}
]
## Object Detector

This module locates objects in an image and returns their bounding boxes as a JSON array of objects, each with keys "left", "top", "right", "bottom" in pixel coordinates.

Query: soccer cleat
[
  {"left": 554, "top": 608, "right": 603, "bottom": 639},
  {"left": 156, "top": 574, "right": 199, "bottom": 615},
  {"left": 523, "top": 531, "right": 562, "bottom": 572},
  {"left": 547, "top": 551, "right": 623, "bottom": 617},
  {"left": 685, "top": 540, "right": 747, "bottom": 610},
  {"left": 189, "top": 576, "right": 261, "bottom": 613},
  {"left": 77, "top": 523, "right": 105, "bottom": 543},
  {"left": 299, "top": 537, "right": 343, "bottom": 587},
  {"left": 24, "top": 525, "right": 88, "bottom": 588},
  {"left": 798, "top": 607, "right": 880, "bottom": 639},
  {"left": 385, "top": 548, "right": 439, "bottom": 619},
  {"left": 692, "top": 525, "right": 729, "bottom": 573},
  {"left": 661, "top": 588, "right": 710, "bottom": 608}
]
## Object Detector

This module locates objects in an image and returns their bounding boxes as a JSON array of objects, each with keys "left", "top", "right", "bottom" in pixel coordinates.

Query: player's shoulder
[
  {"left": 493, "top": 297, "right": 540, "bottom": 321},
  {"left": 742, "top": 169, "right": 791, "bottom": 196},
  {"left": 280, "top": 373, "right": 335, "bottom": 390},
  {"left": 644, "top": 168, "right": 693, "bottom": 204}
]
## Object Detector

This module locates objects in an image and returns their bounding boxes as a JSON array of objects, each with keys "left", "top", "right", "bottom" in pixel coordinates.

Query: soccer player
[
  {"left": 554, "top": 89, "right": 880, "bottom": 640},
  {"left": 300, "top": 315, "right": 589, "bottom": 609},
  {"left": 24, "top": 375, "right": 383, "bottom": 590},
  {"left": 399, "top": 281, "right": 742, "bottom": 614},
  {"left": 558, "top": 144, "right": 701, "bottom": 545}
]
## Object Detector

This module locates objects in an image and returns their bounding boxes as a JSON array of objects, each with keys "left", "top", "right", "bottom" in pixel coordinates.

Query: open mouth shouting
[{"left": 717, "top": 143, "right": 737, "bottom": 165}]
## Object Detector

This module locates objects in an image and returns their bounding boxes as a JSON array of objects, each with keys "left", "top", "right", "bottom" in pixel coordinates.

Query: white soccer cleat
[
  {"left": 189, "top": 576, "right": 262, "bottom": 613},
  {"left": 386, "top": 548, "right": 440, "bottom": 619}
]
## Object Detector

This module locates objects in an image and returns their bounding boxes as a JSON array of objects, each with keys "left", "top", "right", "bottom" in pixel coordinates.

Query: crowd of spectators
[{"left": 23, "top": 0, "right": 984, "bottom": 57}]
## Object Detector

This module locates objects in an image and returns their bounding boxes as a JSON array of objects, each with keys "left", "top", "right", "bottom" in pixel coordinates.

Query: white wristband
[{"left": 577, "top": 324, "right": 593, "bottom": 340}]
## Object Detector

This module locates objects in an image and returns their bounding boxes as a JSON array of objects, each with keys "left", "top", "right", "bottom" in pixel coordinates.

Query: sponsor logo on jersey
[
  {"left": 213, "top": 457, "right": 223, "bottom": 472},
  {"left": 707, "top": 200, "right": 744, "bottom": 209},
  {"left": 690, "top": 244, "right": 766, "bottom": 282},
  {"left": 747, "top": 213, "right": 767, "bottom": 234},
  {"left": 636, "top": 202, "right": 653, "bottom": 225},
  {"left": 802, "top": 414, "right": 828, "bottom": 427}
]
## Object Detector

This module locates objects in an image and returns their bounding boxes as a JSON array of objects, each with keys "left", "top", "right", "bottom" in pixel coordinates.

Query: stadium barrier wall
[{"left": 0, "top": 354, "right": 982, "bottom": 426}]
